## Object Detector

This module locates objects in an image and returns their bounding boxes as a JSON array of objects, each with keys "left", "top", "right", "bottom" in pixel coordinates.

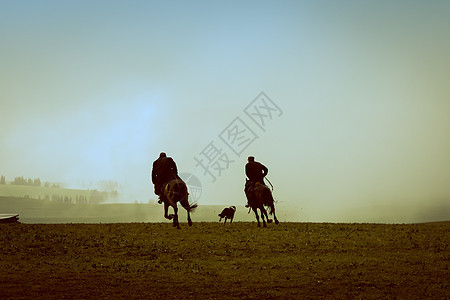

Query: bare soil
[{"left": 1, "top": 222, "right": 448, "bottom": 299}]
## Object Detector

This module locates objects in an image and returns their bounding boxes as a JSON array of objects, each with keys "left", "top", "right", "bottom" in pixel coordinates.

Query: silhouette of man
[
  {"left": 244, "top": 156, "right": 268, "bottom": 207},
  {"left": 152, "top": 152, "right": 179, "bottom": 204}
]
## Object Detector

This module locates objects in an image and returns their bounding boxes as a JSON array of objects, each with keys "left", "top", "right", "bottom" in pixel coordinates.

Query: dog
[{"left": 218, "top": 206, "right": 236, "bottom": 224}]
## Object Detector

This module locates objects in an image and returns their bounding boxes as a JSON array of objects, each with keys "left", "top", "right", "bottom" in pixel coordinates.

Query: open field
[
  {"left": 0, "top": 222, "right": 448, "bottom": 299},
  {"left": 0, "top": 196, "right": 256, "bottom": 223}
]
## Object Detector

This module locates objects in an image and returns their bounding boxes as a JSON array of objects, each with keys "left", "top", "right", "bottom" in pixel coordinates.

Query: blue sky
[{"left": 1, "top": 1, "right": 449, "bottom": 222}]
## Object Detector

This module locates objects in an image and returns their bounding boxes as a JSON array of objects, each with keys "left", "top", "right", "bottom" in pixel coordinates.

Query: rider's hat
[
  {"left": 248, "top": 156, "right": 255, "bottom": 161},
  {"left": 160, "top": 152, "right": 167, "bottom": 157}
]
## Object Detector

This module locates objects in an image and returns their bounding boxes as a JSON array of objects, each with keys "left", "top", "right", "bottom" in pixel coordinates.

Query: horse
[
  {"left": 247, "top": 182, "right": 279, "bottom": 227},
  {"left": 162, "top": 178, "right": 198, "bottom": 229}
]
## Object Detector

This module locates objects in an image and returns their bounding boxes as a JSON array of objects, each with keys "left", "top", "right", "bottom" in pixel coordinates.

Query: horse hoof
[
  {"left": 188, "top": 220, "right": 193, "bottom": 227},
  {"left": 268, "top": 219, "right": 273, "bottom": 223},
  {"left": 275, "top": 220, "right": 279, "bottom": 225}
]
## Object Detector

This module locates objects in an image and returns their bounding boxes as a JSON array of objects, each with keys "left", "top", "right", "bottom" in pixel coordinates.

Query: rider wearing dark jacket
[
  {"left": 152, "top": 152, "right": 179, "bottom": 203},
  {"left": 244, "top": 156, "right": 268, "bottom": 207}
]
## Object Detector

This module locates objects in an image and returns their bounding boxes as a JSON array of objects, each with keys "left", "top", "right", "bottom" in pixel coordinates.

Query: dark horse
[
  {"left": 247, "top": 182, "right": 279, "bottom": 227},
  {"left": 162, "top": 178, "right": 198, "bottom": 229}
]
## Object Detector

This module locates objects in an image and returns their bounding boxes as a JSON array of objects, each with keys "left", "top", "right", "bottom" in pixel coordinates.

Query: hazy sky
[{"left": 1, "top": 1, "right": 449, "bottom": 222}]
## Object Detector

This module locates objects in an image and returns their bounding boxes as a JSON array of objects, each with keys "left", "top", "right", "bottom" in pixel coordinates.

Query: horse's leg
[
  {"left": 260, "top": 207, "right": 267, "bottom": 227},
  {"left": 173, "top": 205, "right": 180, "bottom": 229},
  {"left": 271, "top": 204, "right": 279, "bottom": 225},
  {"left": 180, "top": 196, "right": 193, "bottom": 227},
  {"left": 261, "top": 206, "right": 271, "bottom": 224},
  {"left": 253, "top": 207, "right": 261, "bottom": 227},
  {"left": 164, "top": 201, "right": 171, "bottom": 220},
  {"left": 187, "top": 210, "right": 193, "bottom": 227},
  {"left": 175, "top": 214, "right": 180, "bottom": 229}
]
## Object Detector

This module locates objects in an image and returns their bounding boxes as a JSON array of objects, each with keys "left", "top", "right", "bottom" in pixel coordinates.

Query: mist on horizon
[{"left": 1, "top": 1, "right": 449, "bottom": 222}]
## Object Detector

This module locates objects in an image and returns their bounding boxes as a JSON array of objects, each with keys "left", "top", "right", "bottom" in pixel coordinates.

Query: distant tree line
[
  {"left": 0, "top": 175, "right": 42, "bottom": 186},
  {"left": 0, "top": 175, "right": 64, "bottom": 188},
  {"left": 47, "top": 194, "right": 81, "bottom": 204},
  {"left": 97, "top": 180, "right": 119, "bottom": 192},
  {"left": 12, "top": 176, "right": 41, "bottom": 187},
  {"left": 1, "top": 175, "right": 119, "bottom": 204},
  {"left": 43, "top": 190, "right": 114, "bottom": 204},
  {"left": 44, "top": 182, "right": 61, "bottom": 188}
]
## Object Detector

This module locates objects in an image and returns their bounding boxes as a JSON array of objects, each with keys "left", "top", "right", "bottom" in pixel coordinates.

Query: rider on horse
[
  {"left": 244, "top": 156, "right": 269, "bottom": 208},
  {"left": 152, "top": 152, "right": 180, "bottom": 204}
]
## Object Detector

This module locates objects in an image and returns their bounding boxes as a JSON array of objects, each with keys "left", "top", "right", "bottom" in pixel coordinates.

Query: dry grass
[{"left": 1, "top": 222, "right": 449, "bottom": 299}]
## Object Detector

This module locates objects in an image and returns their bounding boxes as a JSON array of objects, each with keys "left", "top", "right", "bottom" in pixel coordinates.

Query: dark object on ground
[
  {"left": 0, "top": 214, "right": 20, "bottom": 223},
  {"left": 218, "top": 206, "right": 236, "bottom": 224}
]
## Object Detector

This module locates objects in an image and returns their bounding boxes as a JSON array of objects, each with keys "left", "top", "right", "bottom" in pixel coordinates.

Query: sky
[{"left": 1, "top": 0, "right": 449, "bottom": 222}]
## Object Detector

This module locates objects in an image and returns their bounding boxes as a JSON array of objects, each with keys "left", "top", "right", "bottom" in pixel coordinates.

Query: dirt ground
[{"left": 0, "top": 222, "right": 448, "bottom": 299}]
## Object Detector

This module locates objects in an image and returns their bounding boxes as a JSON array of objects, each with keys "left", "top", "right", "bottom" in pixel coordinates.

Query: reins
[{"left": 264, "top": 177, "right": 274, "bottom": 191}]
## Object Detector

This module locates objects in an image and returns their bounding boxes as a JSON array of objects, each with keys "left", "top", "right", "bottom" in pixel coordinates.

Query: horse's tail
[
  {"left": 172, "top": 180, "right": 198, "bottom": 213},
  {"left": 183, "top": 202, "right": 198, "bottom": 213},
  {"left": 180, "top": 196, "right": 198, "bottom": 213}
]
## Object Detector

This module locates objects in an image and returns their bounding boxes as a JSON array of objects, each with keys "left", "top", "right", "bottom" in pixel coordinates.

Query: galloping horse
[
  {"left": 162, "top": 178, "right": 198, "bottom": 229},
  {"left": 247, "top": 182, "right": 279, "bottom": 227}
]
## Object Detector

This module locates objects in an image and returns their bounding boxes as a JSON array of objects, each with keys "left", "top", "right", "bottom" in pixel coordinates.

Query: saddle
[{"left": 246, "top": 180, "right": 263, "bottom": 193}]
